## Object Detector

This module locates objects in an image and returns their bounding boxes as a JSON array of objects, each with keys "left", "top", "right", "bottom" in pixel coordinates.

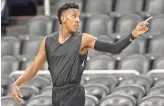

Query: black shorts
[{"left": 52, "top": 83, "right": 85, "bottom": 106}]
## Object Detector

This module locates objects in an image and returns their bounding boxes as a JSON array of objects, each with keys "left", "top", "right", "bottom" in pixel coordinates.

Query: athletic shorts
[{"left": 52, "top": 83, "right": 85, "bottom": 106}]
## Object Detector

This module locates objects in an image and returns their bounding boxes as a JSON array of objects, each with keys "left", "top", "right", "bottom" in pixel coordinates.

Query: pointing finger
[{"left": 144, "top": 16, "right": 153, "bottom": 22}]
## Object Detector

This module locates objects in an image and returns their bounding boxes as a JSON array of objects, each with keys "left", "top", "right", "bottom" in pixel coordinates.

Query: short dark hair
[{"left": 57, "top": 2, "right": 79, "bottom": 24}]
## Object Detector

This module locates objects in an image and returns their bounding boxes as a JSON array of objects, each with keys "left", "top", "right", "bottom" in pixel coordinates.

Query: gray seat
[
  {"left": 148, "top": 36, "right": 164, "bottom": 54},
  {"left": 145, "top": 0, "right": 164, "bottom": 15},
  {"left": 119, "top": 75, "right": 153, "bottom": 92},
  {"left": 26, "top": 95, "right": 52, "bottom": 106},
  {"left": 84, "top": 0, "right": 113, "bottom": 14},
  {"left": 28, "top": 16, "right": 54, "bottom": 35},
  {"left": 1, "top": 36, "right": 20, "bottom": 57},
  {"left": 85, "top": 94, "right": 99, "bottom": 106},
  {"left": 40, "top": 86, "right": 52, "bottom": 96},
  {"left": 149, "top": 14, "right": 164, "bottom": 35},
  {"left": 1, "top": 56, "right": 19, "bottom": 75},
  {"left": 84, "top": 15, "right": 114, "bottom": 37},
  {"left": 139, "top": 96, "right": 164, "bottom": 106},
  {"left": 153, "top": 56, "right": 164, "bottom": 69},
  {"left": 112, "top": 85, "right": 145, "bottom": 104},
  {"left": 147, "top": 70, "right": 164, "bottom": 81},
  {"left": 118, "top": 54, "right": 150, "bottom": 74},
  {"left": 1, "top": 75, "right": 13, "bottom": 95},
  {"left": 147, "top": 85, "right": 164, "bottom": 96},
  {"left": 115, "top": 14, "right": 143, "bottom": 34},
  {"left": 84, "top": 84, "right": 109, "bottom": 99},
  {"left": 154, "top": 78, "right": 164, "bottom": 87},
  {"left": 21, "top": 36, "right": 44, "bottom": 57},
  {"left": 1, "top": 96, "right": 21, "bottom": 106},
  {"left": 86, "top": 76, "right": 117, "bottom": 93},
  {"left": 99, "top": 94, "right": 136, "bottom": 106},
  {"left": 114, "top": 0, "right": 144, "bottom": 14},
  {"left": 86, "top": 54, "right": 116, "bottom": 70}
]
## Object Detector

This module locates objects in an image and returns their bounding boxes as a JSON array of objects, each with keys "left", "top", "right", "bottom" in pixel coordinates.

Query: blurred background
[{"left": 1, "top": 0, "right": 164, "bottom": 106}]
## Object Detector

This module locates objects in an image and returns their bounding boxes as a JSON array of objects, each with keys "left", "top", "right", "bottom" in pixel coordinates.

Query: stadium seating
[{"left": 1, "top": 0, "right": 164, "bottom": 106}]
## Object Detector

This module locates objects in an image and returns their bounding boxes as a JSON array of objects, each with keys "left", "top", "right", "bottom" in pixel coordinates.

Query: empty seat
[
  {"left": 26, "top": 95, "right": 52, "bottom": 106},
  {"left": 99, "top": 94, "right": 136, "bottom": 106},
  {"left": 1, "top": 56, "right": 19, "bottom": 75},
  {"left": 86, "top": 76, "right": 117, "bottom": 93},
  {"left": 154, "top": 78, "right": 164, "bottom": 87},
  {"left": 119, "top": 75, "right": 153, "bottom": 92},
  {"left": 85, "top": 94, "right": 99, "bottom": 106},
  {"left": 84, "top": 15, "right": 114, "bottom": 37},
  {"left": 84, "top": 0, "right": 113, "bottom": 14},
  {"left": 147, "top": 85, "right": 164, "bottom": 96},
  {"left": 119, "top": 36, "right": 147, "bottom": 57},
  {"left": 148, "top": 36, "right": 164, "bottom": 54},
  {"left": 21, "top": 36, "right": 44, "bottom": 57},
  {"left": 40, "top": 86, "right": 52, "bottom": 96},
  {"left": 114, "top": 0, "right": 144, "bottom": 14},
  {"left": 1, "top": 87, "right": 5, "bottom": 96},
  {"left": 84, "top": 84, "right": 109, "bottom": 99},
  {"left": 1, "top": 96, "right": 21, "bottom": 106},
  {"left": 86, "top": 54, "right": 116, "bottom": 70},
  {"left": 1, "top": 75, "right": 13, "bottom": 95},
  {"left": 118, "top": 54, "right": 150, "bottom": 74},
  {"left": 115, "top": 14, "right": 143, "bottom": 34},
  {"left": 144, "top": 0, "right": 164, "bottom": 15},
  {"left": 149, "top": 14, "right": 164, "bottom": 35},
  {"left": 1, "top": 36, "right": 20, "bottom": 57},
  {"left": 112, "top": 85, "right": 145, "bottom": 104},
  {"left": 28, "top": 16, "right": 54, "bottom": 35},
  {"left": 153, "top": 56, "right": 164, "bottom": 69},
  {"left": 147, "top": 69, "right": 164, "bottom": 81},
  {"left": 139, "top": 96, "right": 164, "bottom": 106}
]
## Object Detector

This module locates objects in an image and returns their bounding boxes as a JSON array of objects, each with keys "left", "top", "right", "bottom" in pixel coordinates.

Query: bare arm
[{"left": 14, "top": 37, "right": 47, "bottom": 86}]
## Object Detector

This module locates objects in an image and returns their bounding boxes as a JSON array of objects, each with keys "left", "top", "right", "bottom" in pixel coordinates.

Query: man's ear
[{"left": 61, "top": 16, "right": 66, "bottom": 23}]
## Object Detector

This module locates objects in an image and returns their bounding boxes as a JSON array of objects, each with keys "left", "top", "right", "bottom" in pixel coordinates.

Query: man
[{"left": 12, "top": 2, "right": 153, "bottom": 106}]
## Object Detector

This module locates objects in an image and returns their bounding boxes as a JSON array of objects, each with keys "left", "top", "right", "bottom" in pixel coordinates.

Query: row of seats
[
  {"left": 2, "top": 72, "right": 164, "bottom": 106},
  {"left": 49, "top": 0, "right": 164, "bottom": 16},
  {"left": 2, "top": 34, "right": 164, "bottom": 57},
  {"left": 6, "top": 14, "right": 164, "bottom": 37},
  {"left": 2, "top": 53, "right": 164, "bottom": 75}
]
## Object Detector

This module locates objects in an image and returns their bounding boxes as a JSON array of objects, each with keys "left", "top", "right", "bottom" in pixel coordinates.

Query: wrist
[{"left": 132, "top": 29, "right": 139, "bottom": 37}]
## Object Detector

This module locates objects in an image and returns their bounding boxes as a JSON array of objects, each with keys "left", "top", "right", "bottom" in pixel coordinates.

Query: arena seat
[
  {"left": 148, "top": 36, "right": 164, "bottom": 54},
  {"left": 84, "top": 0, "right": 113, "bottom": 14},
  {"left": 1, "top": 96, "right": 21, "bottom": 106},
  {"left": 113, "top": 0, "right": 144, "bottom": 16},
  {"left": 144, "top": 0, "right": 164, "bottom": 15},
  {"left": 139, "top": 96, "right": 164, "bottom": 106},
  {"left": 84, "top": 84, "right": 109, "bottom": 99},
  {"left": 86, "top": 54, "right": 116, "bottom": 70},
  {"left": 152, "top": 56, "right": 164, "bottom": 69},
  {"left": 147, "top": 69, "right": 164, "bottom": 81},
  {"left": 147, "top": 85, "right": 164, "bottom": 96},
  {"left": 28, "top": 16, "right": 54, "bottom": 35},
  {"left": 26, "top": 95, "right": 52, "bottom": 106},
  {"left": 118, "top": 54, "right": 150, "bottom": 74},
  {"left": 85, "top": 76, "right": 117, "bottom": 93},
  {"left": 153, "top": 77, "right": 164, "bottom": 87},
  {"left": 1, "top": 36, "right": 21, "bottom": 57},
  {"left": 21, "top": 36, "right": 44, "bottom": 57},
  {"left": 149, "top": 14, "right": 164, "bottom": 35},
  {"left": 115, "top": 14, "right": 143, "bottom": 34},
  {"left": 112, "top": 85, "right": 145, "bottom": 104},
  {"left": 119, "top": 75, "right": 153, "bottom": 92},
  {"left": 1, "top": 56, "right": 20, "bottom": 75},
  {"left": 40, "top": 86, "right": 52, "bottom": 96},
  {"left": 84, "top": 15, "right": 114, "bottom": 37},
  {"left": 99, "top": 94, "right": 136, "bottom": 106},
  {"left": 85, "top": 94, "right": 99, "bottom": 106}
]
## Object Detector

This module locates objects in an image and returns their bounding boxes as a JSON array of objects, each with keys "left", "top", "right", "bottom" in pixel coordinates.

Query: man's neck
[{"left": 59, "top": 26, "right": 72, "bottom": 41}]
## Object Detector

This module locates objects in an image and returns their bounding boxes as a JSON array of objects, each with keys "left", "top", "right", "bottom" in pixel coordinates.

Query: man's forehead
[{"left": 63, "top": 8, "right": 80, "bottom": 15}]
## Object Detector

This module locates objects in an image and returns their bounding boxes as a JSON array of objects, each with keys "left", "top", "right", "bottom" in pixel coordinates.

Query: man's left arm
[{"left": 83, "top": 16, "right": 153, "bottom": 54}]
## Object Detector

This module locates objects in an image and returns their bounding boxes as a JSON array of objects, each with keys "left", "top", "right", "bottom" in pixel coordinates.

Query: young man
[{"left": 12, "top": 3, "right": 153, "bottom": 106}]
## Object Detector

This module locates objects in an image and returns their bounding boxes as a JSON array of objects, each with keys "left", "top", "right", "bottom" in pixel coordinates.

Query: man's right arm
[{"left": 13, "top": 37, "right": 47, "bottom": 86}]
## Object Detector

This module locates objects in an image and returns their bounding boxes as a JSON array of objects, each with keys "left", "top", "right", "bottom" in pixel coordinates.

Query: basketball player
[{"left": 12, "top": 3, "right": 153, "bottom": 106}]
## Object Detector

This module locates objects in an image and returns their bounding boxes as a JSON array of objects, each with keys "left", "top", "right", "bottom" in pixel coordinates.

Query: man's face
[{"left": 61, "top": 9, "right": 80, "bottom": 32}]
